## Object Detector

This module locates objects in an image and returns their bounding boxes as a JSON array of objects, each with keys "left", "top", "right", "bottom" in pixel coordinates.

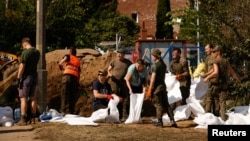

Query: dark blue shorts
[{"left": 18, "top": 76, "right": 38, "bottom": 98}]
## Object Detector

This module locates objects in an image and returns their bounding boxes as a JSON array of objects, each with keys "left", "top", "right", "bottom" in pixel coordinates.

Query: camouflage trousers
[
  {"left": 152, "top": 85, "right": 175, "bottom": 122},
  {"left": 205, "top": 83, "right": 220, "bottom": 116},
  {"left": 219, "top": 83, "right": 229, "bottom": 121},
  {"left": 219, "top": 90, "right": 228, "bottom": 121}
]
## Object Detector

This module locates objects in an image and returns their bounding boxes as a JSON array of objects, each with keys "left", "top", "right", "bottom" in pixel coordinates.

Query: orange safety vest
[{"left": 63, "top": 55, "right": 80, "bottom": 78}]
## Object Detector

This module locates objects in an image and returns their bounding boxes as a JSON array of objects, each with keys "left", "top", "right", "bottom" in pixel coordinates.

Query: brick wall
[{"left": 117, "top": 0, "right": 189, "bottom": 39}]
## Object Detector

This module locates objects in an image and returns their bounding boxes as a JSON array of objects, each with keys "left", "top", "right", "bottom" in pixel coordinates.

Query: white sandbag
[
  {"left": 203, "top": 113, "right": 222, "bottom": 125},
  {"left": 165, "top": 73, "right": 182, "bottom": 104},
  {"left": 193, "top": 76, "right": 208, "bottom": 100},
  {"left": 173, "top": 105, "right": 191, "bottom": 121},
  {"left": 248, "top": 106, "right": 250, "bottom": 116},
  {"left": 64, "top": 114, "right": 80, "bottom": 118},
  {"left": 162, "top": 113, "right": 170, "bottom": 123},
  {"left": 48, "top": 109, "right": 63, "bottom": 118},
  {"left": 233, "top": 106, "right": 249, "bottom": 115},
  {"left": 125, "top": 93, "right": 144, "bottom": 124},
  {"left": 105, "top": 96, "right": 120, "bottom": 123},
  {"left": 189, "top": 82, "right": 197, "bottom": 97},
  {"left": 225, "top": 113, "right": 250, "bottom": 125},
  {"left": 90, "top": 108, "right": 108, "bottom": 123},
  {"left": 193, "top": 113, "right": 207, "bottom": 128},
  {"left": 186, "top": 96, "right": 205, "bottom": 116},
  {"left": 193, "top": 113, "right": 223, "bottom": 129},
  {"left": 162, "top": 105, "right": 191, "bottom": 123},
  {"left": 64, "top": 117, "right": 98, "bottom": 126},
  {"left": 59, "top": 96, "right": 120, "bottom": 125}
]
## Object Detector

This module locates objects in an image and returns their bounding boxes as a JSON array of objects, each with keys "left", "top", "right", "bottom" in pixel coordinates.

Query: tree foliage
[
  {"left": 0, "top": 0, "right": 36, "bottom": 54},
  {"left": 166, "top": 0, "right": 250, "bottom": 105},
  {"left": 167, "top": 0, "right": 250, "bottom": 61},
  {"left": 0, "top": 0, "right": 139, "bottom": 53},
  {"left": 155, "top": 0, "right": 173, "bottom": 39}
]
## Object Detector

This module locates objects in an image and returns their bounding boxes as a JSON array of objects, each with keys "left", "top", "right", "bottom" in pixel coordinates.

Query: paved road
[{"left": 0, "top": 125, "right": 42, "bottom": 141}]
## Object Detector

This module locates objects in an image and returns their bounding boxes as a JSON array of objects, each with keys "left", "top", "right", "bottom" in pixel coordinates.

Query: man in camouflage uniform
[
  {"left": 146, "top": 49, "right": 177, "bottom": 128},
  {"left": 203, "top": 45, "right": 220, "bottom": 116},
  {"left": 200, "top": 44, "right": 214, "bottom": 108},
  {"left": 170, "top": 47, "right": 191, "bottom": 105},
  {"left": 204, "top": 44, "right": 214, "bottom": 74},
  {"left": 212, "top": 45, "right": 241, "bottom": 121}
]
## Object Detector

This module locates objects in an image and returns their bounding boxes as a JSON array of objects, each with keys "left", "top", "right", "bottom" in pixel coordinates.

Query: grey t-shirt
[{"left": 126, "top": 64, "right": 148, "bottom": 86}]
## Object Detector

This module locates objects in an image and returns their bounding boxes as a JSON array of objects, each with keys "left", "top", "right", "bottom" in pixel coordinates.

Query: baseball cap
[
  {"left": 151, "top": 49, "right": 161, "bottom": 58},
  {"left": 98, "top": 69, "right": 108, "bottom": 76}
]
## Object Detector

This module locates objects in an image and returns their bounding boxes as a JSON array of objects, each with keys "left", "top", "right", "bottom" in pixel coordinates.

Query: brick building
[
  {"left": 116, "top": 0, "right": 201, "bottom": 66},
  {"left": 117, "top": 0, "right": 189, "bottom": 39}
]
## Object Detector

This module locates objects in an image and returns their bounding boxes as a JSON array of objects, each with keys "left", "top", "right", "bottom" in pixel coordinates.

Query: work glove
[
  {"left": 176, "top": 74, "right": 183, "bottom": 81},
  {"left": 59, "top": 65, "right": 63, "bottom": 71},
  {"left": 106, "top": 94, "right": 113, "bottom": 100},
  {"left": 146, "top": 88, "right": 152, "bottom": 100}
]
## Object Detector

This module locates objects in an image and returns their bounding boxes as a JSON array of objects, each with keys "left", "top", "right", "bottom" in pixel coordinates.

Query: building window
[{"left": 131, "top": 12, "right": 138, "bottom": 23}]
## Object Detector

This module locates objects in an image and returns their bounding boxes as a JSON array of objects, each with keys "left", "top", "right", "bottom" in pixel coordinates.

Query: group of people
[
  {"left": 203, "top": 44, "right": 241, "bottom": 121},
  {"left": 58, "top": 46, "right": 196, "bottom": 128},
  {"left": 15, "top": 37, "right": 239, "bottom": 127},
  {"left": 92, "top": 49, "right": 148, "bottom": 122},
  {"left": 91, "top": 48, "right": 193, "bottom": 128},
  {"left": 15, "top": 38, "right": 81, "bottom": 126}
]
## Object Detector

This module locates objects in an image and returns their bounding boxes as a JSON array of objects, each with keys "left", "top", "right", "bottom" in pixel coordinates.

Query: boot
[
  {"left": 153, "top": 120, "right": 163, "bottom": 128},
  {"left": 221, "top": 114, "right": 228, "bottom": 121},
  {"left": 30, "top": 118, "right": 36, "bottom": 124},
  {"left": 29, "top": 113, "right": 36, "bottom": 124},
  {"left": 170, "top": 120, "right": 178, "bottom": 128},
  {"left": 16, "top": 115, "right": 27, "bottom": 126}
]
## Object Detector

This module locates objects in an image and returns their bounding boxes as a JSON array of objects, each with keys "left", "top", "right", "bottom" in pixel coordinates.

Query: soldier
[
  {"left": 204, "top": 44, "right": 214, "bottom": 74},
  {"left": 146, "top": 49, "right": 177, "bottom": 128},
  {"left": 211, "top": 45, "right": 241, "bottom": 121},
  {"left": 203, "top": 45, "right": 220, "bottom": 116},
  {"left": 170, "top": 47, "right": 191, "bottom": 105},
  {"left": 200, "top": 44, "right": 214, "bottom": 109}
]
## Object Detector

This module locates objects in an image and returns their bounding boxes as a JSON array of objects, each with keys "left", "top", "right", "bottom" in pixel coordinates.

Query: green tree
[
  {"left": 155, "top": 0, "right": 173, "bottom": 39},
  {"left": 45, "top": 0, "right": 139, "bottom": 49},
  {"left": 0, "top": 0, "right": 139, "bottom": 52},
  {"left": 0, "top": 0, "right": 36, "bottom": 53},
  {"left": 166, "top": 0, "right": 250, "bottom": 105},
  {"left": 167, "top": 0, "right": 250, "bottom": 61}
]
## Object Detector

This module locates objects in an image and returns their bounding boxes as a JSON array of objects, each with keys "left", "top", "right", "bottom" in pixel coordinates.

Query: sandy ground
[
  {"left": 0, "top": 125, "right": 42, "bottom": 141},
  {"left": 0, "top": 118, "right": 207, "bottom": 141}
]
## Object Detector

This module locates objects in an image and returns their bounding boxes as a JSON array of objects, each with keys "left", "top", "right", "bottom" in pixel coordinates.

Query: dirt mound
[
  {"left": 46, "top": 49, "right": 117, "bottom": 116},
  {"left": 0, "top": 48, "right": 155, "bottom": 117}
]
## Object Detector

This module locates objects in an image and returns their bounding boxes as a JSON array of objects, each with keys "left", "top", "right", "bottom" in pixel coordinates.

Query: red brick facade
[{"left": 117, "top": 0, "right": 189, "bottom": 39}]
